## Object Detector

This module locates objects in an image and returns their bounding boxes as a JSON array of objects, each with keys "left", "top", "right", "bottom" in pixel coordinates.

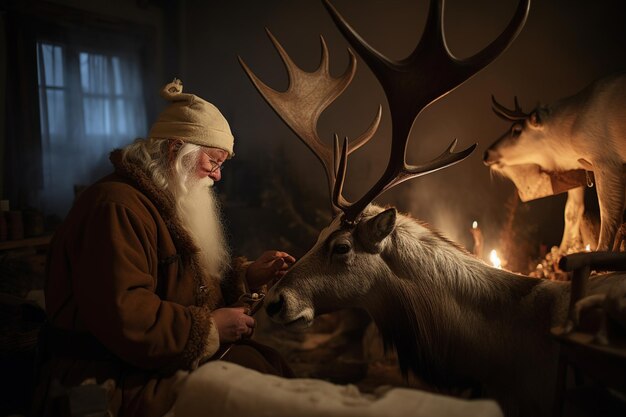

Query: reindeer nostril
[{"left": 265, "top": 294, "right": 285, "bottom": 317}]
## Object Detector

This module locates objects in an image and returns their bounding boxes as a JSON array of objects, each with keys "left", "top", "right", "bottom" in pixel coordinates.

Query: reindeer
[
  {"left": 484, "top": 73, "right": 626, "bottom": 251},
  {"left": 240, "top": 1, "right": 620, "bottom": 416}
]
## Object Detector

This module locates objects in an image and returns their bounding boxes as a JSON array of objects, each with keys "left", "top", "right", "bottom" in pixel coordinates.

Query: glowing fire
[
  {"left": 472, "top": 221, "right": 478, "bottom": 229},
  {"left": 490, "top": 249, "right": 502, "bottom": 269},
  {"left": 585, "top": 244, "right": 591, "bottom": 252}
]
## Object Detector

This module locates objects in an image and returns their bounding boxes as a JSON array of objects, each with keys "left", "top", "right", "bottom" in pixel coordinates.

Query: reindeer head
[
  {"left": 265, "top": 206, "right": 397, "bottom": 328},
  {"left": 483, "top": 96, "right": 550, "bottom": 169},
  {"left": 240, "top": 0, "right": 530, "bottom": 327}
]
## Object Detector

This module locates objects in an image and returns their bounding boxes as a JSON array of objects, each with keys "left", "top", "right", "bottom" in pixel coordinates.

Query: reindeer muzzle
[{"left": 483, "top": 149, "right": 500, "bottom": 166}]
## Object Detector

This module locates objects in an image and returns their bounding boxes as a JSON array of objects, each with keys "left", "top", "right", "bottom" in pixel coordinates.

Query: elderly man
[{"left": 33, "top": 79, "right": 295, "bottom": 417}]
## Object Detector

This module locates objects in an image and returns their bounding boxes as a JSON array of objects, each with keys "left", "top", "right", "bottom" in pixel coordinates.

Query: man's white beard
[{"left": 172, "top": 176, "right": 230, "bottom": 280}]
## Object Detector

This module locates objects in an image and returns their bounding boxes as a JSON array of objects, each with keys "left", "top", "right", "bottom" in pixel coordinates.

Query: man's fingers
[
  {"left": 274, "top": 252, "right": 296, "bottom": 264},
  {"left": 266, "top": 251, "right": 295, "bottom": 263},
  {"left": 271, "top": 258, "right": 286, "bottom": 272},
  {"left": 244, "top": 315, "right": 255, "bottom": 328}
]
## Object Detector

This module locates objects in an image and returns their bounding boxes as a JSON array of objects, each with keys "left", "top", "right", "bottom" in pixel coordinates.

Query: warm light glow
[
  {"left": 585, "top": 244, "right": 591, "bottom": 252},
  {"left": 472, "top": 221, "right": 478, "bottom": 229},
  {"left": 490, "top": 249, "right": 502, "bottom": 269}
]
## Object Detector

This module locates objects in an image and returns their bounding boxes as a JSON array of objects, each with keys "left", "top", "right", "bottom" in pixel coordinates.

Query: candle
[
  {"left": 470, "top": 220, "right": 483, "bottom": 259},
  {"left": 490, "top": 249, "right": 502, "bottom": 269}
]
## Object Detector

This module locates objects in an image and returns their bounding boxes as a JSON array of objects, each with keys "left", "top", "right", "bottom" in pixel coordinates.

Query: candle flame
[
  {"left": 490, "top": 249, "right": 502, "bottom": 269},
  {"left": 472, "top": 221, "right": 478, "bottom": 229},
  {"left": 585, "top": 244, "right": 591, "bottom": 252}
]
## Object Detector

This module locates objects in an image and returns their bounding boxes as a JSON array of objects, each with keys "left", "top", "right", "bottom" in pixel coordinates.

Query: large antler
[
  {"left": 240, "top": 0, "right": 530, "bottom": 225},
  {"left": 238, "top": 29, "right": 382, "bottom": 212},
  {"left": 325, "top": 0, "right": 530, "bottom": 224}
]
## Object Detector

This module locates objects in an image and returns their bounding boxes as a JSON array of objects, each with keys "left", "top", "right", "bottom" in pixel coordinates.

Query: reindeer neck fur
[
  {"left": 389, "top": 214, "right": 539, "bottom": 303},
  {"left": 363, "top": 208, "right": 568, "bottom": 389}
]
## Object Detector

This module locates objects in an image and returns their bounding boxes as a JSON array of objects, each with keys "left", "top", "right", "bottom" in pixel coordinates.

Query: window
[{"left": 36, "top": 41, "right": 147, "bottom": 218}]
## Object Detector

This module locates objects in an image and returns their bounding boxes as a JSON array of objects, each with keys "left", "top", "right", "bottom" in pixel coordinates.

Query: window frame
[{"left": 2, "top": 3, "right": 159, "bottom": 217}]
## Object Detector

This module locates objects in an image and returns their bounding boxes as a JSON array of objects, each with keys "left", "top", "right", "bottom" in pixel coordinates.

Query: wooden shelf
[{"left": 0, "top": 235, "right": 52, "bottom": 251}]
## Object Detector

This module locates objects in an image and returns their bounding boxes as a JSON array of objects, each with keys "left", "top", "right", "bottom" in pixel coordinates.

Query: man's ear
[
  {"left": 167, "top": 139, "right": 184, "bottom": 164},
  {"left": 358, "top": 208, "right": 397, "bottom": 252}
]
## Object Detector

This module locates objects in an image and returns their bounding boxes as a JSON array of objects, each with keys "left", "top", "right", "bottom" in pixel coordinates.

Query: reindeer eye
[
  {"left": 511, "top": 124, "right": 523, "bottom": 136},
  {"left": 333, "top": 243, "right": 351, "bottom": 255}
]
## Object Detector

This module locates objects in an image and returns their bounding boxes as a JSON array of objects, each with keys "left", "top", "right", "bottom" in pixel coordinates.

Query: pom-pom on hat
[{"left": 148, "top": 78, "right": 234, "bottom": 157}]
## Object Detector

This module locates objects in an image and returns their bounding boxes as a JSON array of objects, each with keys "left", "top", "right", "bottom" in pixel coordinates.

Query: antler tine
[
  {"left": 324, "top": 0, "right": 530, "bottom": 131},
  {"left": 351, "top": 105, "right": 383, "bottom": 154},
  {"left": 334, "top": 137, "right": 476, "bottom": 224},
  {"left": 332, "top": 134, "right": 349, "bottom": 208},
  {"left": 332, "top": 137, "right": 349, "bottom": 211},
  {"left": 459, "top": 0, "right": 530, "bottom": 72},
  {"left": 491, "top": 94, "right": 529, "bottom": 121},
  {"left": 238, "top": 28, "right": 381, "bottom": 211},
  {"left": 385, "top": 139, "right": 477, "bottom": 192}
]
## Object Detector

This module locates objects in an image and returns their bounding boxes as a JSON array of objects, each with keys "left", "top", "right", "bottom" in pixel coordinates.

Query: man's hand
[
  {"left": 246, "top": 250, "right": 296, "bottom": 290},
  {"left": 212, "top": 307, "right": 255, "bottom": 343}
]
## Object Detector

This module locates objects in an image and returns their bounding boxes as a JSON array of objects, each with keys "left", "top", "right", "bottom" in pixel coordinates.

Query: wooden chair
[{"left": 551, "top": 251, "right": 626, "bottom": 417}]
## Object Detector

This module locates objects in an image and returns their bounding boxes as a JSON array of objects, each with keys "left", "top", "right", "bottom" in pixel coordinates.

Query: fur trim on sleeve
[{"left": 181, "top": 306, "right": 220, "bottom": 369}]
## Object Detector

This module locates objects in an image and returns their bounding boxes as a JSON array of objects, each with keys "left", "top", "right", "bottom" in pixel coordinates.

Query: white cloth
[{"left": 173, "top": 361, "right": 503, "bottom": 417}]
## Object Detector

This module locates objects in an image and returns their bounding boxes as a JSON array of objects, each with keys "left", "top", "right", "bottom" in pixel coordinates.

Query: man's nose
[{"left": 209, "top": 169, "right": 221, "bottom": 182}]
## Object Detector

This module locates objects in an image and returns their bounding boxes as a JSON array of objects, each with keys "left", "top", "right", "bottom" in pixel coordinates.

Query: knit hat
[{"left": 148, "top": 79, "right": 235, "bottom": 157}]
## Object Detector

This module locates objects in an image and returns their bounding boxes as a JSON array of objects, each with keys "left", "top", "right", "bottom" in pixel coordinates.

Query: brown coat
[{"left": 34, "top": 150, "right": 249, "bottom": 416}]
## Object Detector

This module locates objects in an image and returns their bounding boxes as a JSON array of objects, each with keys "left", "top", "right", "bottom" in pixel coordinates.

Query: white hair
[
  {"left": 120, "top": 137, "right": 204, "bottom": 194},
  {"left": 121, "top": 138, "right": 231, "bottom": 279}
]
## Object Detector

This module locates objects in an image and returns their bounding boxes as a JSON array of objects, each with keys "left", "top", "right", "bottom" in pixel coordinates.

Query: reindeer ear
[
  {"left": 528, "top": 111, "right": 541, "bottom": 127},
  {"left": 368, "top": 208, "right": 397, "bottom": 242},
  {"left": 356, "top": 208, "right": 397, "bottom": 253},
  {"left": 529, "top": 107, "right": 548, "bottom": 127}
]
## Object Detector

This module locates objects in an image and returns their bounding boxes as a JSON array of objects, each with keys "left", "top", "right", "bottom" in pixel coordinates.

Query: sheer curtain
[{"left": 37, "top": 41, "right": 147, "bottom": 218}]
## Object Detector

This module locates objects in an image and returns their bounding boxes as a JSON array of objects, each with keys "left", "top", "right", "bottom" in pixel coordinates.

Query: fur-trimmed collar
[
  {"left": 109, "top": 149, "right": 219, "bottom": 306},
  {"left": 109, "top": 149, "right": 199, "bottom": 256}
]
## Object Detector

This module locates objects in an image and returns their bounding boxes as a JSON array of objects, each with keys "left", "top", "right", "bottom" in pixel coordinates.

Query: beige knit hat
[{"left": 148, "top": 79, "right": 234, "bottom": 157}]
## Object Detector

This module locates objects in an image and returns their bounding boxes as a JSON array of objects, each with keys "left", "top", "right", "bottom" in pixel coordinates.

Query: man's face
[{"left": 196, "top": 147, "right": 228, "bottom": 182}]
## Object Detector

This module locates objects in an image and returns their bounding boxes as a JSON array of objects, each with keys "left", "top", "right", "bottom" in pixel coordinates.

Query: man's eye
[{"left": 333, "top": 243, "right": 351, "bottom": 255}]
